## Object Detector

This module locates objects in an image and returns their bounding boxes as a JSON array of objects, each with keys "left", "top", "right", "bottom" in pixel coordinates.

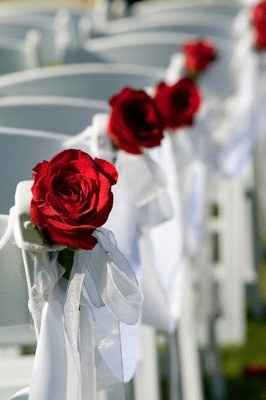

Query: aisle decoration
[
  {"left": 1, "top": 149, "right": 143, "bottom": 400},
  {"left": 65, "top": 85, "right": 187, "bottom": 331},
  {"left": 66, "top": 86, "right": 173, "bottom": 234}
]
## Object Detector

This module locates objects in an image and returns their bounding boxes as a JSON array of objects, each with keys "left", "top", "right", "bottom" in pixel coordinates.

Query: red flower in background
[
  {"left": 154, "top": 78, "right": 201, "bottom": 130},
  {"left": 31, "top": 149, "right": 118, "bottom": 250},
  {"left": 244, "top": 365, "right": 266, "bottom": 377},
  {"left": 183, "top": 39, "right": 217, "bottom": 75},
  {"left": 108, "top": 87, "right": 165, "bottom": 155},
  {"left": 251, "top": 1, "right": 266, "bottom": 50},
  {"left": 251, "top": 0, "right": 266, "bottom": 29},
  {"left": 254, "top": 28, "right": 266, "bottom": 50}
]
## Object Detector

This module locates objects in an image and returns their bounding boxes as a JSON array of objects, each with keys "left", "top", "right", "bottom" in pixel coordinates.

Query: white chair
[
  {"left": 208, "top": 176, "right": 251, "bottom": 345},
  {"left": 0, "top": 65, "right": 201, "bottom": 400},
  {"left": 0, "top": 5, "right": 89, "bottom": 34},
  {"left": 87, "top": 32, "right": 235, "bottom": 99},
  {"left": 0, "top": 128, "right": 72, "bottom": 399},
  {"left": 135, "top": 1, "right": 241, "bottom": 20},
  {"left": 0, "top": 126, "right": 157, "bottom": 400},
  {"left": 62, "top": 47, "right": 109, "bottom": 64},
  {"left": 0, "top": 215, "right": 32, "bottom": 345},
  {"left": 0, "top": 18, "right": 55, "bottom": 66},
  {"left": 0, "top": 63, "right": 163, "bottom": 100},
  {"left": 106, "top": 14, "right": 233, "bottom": 38},
  {"left": 86, "top": 32, "right": 229, "bottom": 68},
  {"left": 0, "top": 97, "right": 108, "bottom": 134}
]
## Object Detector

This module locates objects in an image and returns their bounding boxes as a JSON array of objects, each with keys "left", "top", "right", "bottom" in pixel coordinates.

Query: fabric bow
[{"left": 65, "top": 114, "right": 174, "bottom": 229}]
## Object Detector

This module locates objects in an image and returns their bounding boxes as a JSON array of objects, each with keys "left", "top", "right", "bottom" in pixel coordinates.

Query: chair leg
[
  {"left": 178, "top": 272, "right": 204, "bottom": 400},
  {"left": 133, "top": 326, "right": 160, "bottom": 400}
]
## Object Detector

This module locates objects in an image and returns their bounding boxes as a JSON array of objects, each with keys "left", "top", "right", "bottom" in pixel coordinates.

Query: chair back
[
  {"left": 0, "top": 97, "right": 108, "bottom": 134},
  {"left": 0, "top": 64, "right": 163, "bottom": 101}
]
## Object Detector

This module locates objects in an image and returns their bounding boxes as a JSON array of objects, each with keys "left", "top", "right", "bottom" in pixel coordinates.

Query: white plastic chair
[
  {"left": 0, "top": 61, "right": 204, "bottom": 400},
  {"left": 86, "top": 32, "right": 228, "bottom": 68},
  {"left": 88, "top": 33, "right": 233, "bottom": 88},
  {"left": 0, "top": 215, "right": 32, "bottom": 346},
  {"left": 0, "top": 128, "right": 72, "bottom": 399},
  {"left": 0, "top": 18, "right": 55, "bottom": 66},
  {"left": 135, "top": 1, "right": 241, "bottom": 20},
  {"left": 0, "top": 97, "right": 108, "bottom": 134},
  {"left": 0, "top": 5, "right": 89, "bottom": 34},
  {"left": 89, "top": 30, "right": 235, "bottom": 101},
  {"left": 0, "top": 63, "right": 163, "bottom": 100},
  {"left": 106, "top": 14, "right": 233, "bottom": 38}
]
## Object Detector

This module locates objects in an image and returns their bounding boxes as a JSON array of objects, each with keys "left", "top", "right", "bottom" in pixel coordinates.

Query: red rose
[
  {"left": 30, "top": 149, "right": 118, "bottom": 250},
  {"left": 254, "top": 27, "right": 266, "bottom": 49},
  {"left": 108, "top": 87, "right": 165, "bottom": 155},
  {"left": 154, "top": 78, "right": 201, "bottom": 130},
  {"left": 183, "top": 39, "right": 217, "bottom": 74},
  {"left": 251, "top": 1, "right": 266, "bottom": 50},
  {"left": 251, "top": 1, "right": 266, "bottom": 29},
  {"left": 244, "top": 365, "right": 266, "bottom": 377}
]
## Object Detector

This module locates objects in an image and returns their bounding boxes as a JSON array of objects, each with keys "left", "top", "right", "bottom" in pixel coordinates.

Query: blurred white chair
[
  {"left": 106, "top": 14, "right": 233, "bottom": 38},
  {"left": 88, "top": 32, "right": 223, "bottom": 68},
  {"left": 0, "top": 128, "right": 71, "bottom": 399},
  {"left": 87, "top": 32, "right": 235, "bottom": 98},
  {"left": 0, "top": 18, "right": 56, "bottom": 66},
  {"left": 207, "top": 176, "right": 253, "bottom": 346},
  {"left": 0, "top": 127, "right": 66, "bottom": 334},
  {"left": 135, "top": 1, "right": 241, "bottom": 20},
  {"left": 0, "top": 97, "right": 108, "bottom": 134},
  {"left": 0, "top": 215, "right": 32, "bottom": 345},
  {"left": 0, "top": 5, "right": 91, "bottom": 39},
  {"left": 0, "top": 63, "right": 163, "bottom": 100}
]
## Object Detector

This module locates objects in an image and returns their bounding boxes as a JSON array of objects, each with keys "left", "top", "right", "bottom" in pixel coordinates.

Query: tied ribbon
[
  {"left": 63, "top": 228, "right": 143, "bottom": 400},
  {"left": 116, "top": 150, "right": 174, "bottom": 230},
  {"left": 65, "top": 113, "right": 173, "bottom": 229}
]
